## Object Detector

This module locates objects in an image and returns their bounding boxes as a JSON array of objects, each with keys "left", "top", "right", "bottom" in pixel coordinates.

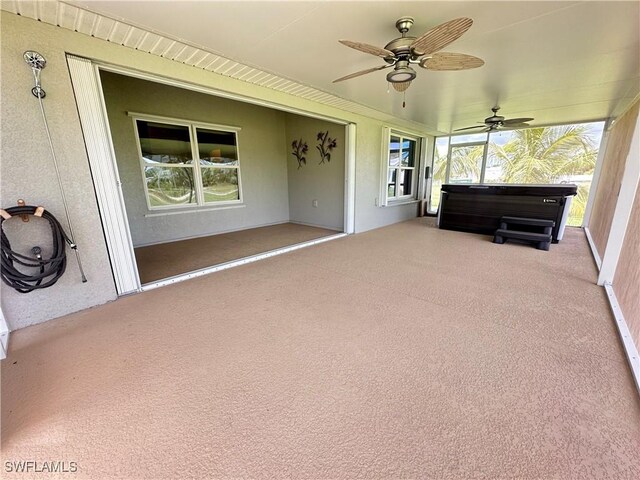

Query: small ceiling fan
[
  {"left": 455, "top": 107, "right": 534, "bottom": 132},
  {"left": 334, "top": 16, "right": 484, "bottom": 93}
]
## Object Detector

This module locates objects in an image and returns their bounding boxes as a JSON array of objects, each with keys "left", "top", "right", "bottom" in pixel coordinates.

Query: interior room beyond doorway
[
  {"left": 134, "top": 223, "right": 336, "bottom": 284},
  {"left": 100, "top": 71, "right": 346, "bottom": 286}
]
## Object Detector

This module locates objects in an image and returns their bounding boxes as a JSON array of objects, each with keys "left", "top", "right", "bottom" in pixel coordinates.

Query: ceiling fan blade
[
  {"left": 502, "top": 117, "right": 534, "bottom": 125},
  {"left": 338, "top": 40, "right": 394, "bottom": 58},
  {"left": 411, "top": 17, "right": 474, "bottom": 55},
  {"left": 420, "top": 52, "right": 484, "bottom": 71},
  {"left": 332, "top": 64, "right": 391, "bottom": 83},
  {"left": 454, "top": 125, "right": 486, "bottom": 132}
]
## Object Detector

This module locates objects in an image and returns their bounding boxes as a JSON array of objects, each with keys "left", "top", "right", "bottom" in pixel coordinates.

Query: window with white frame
[
  {"left": 384, "top": 131, "right": 419, "bottom": 203},
  {"left": 132, "top": 115, "right": 242, "bottom": 210}
]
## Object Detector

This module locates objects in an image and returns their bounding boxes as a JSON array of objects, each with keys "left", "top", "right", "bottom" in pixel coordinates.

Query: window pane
[
  {"left": 450, "top": 132, "right": 487, "bottom": 145},
  {"left": 486, "top": 122, "right": 604, "bottom": 226},
  {"left": 201, "top": 167, "right": 240, "bottom": 203},
  {"left": 484, "top": 130, "right": 516, "bottom": 183},
  {"left": 387, "top": 169, "right": 397, "bottom": 197},
  {"left": 399, "top": 169, "right": 413, "bottom": 196},
  {"left": 448, "top": 144, "right": 484, "bottom": 183},
  {"left": 430, "top": 137, "right": 449, "bottom": 211},
  {"left": 145, "top": 166, "right": 196, "bottom": 207},
  {"left": 197, "top": 128, "right": 238, "bottom": 166},
  {"left": 136, "top": 120, "right": 193, "bottom": 165},
  {"left": 389, "top": 136, "right": 401, "bottom": 167},
  {"left": 401, "top": 138, "right": 416, "bottom": 167}
]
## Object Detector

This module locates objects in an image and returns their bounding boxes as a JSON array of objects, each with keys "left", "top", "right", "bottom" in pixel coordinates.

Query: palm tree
[
  {"left": 431, "top": 124, "right": 601, "bottom": 225},
  {"left": 488, "top": 125, "right": 598, "bottom": 226},
  {"left": 488, "top": 125, "right": 597, "bottom": 184},
  {"left": 447, "top": 144, "right": 485, "bottom": 182},
  {"left": 431, "top": 143, "right": 485, "bottom": 209}
]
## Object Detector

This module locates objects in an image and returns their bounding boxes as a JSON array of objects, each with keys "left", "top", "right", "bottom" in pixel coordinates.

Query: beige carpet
[
  {"left": 134, "top": 223, "right": 339, "bottom": 284},
  {"left": 2, "top": 218, "right": 639, "bottom": 479}
]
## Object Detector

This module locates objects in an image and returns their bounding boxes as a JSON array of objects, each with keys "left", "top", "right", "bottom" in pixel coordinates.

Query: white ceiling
[{"left": 70, "top": 1, "right": 639, "bottom": 134}]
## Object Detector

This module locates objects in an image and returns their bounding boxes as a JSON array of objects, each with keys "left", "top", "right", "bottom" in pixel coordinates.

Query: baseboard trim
[
  {"left": 584, "top": 227, "right": 602, "bottom": 270},
  {"left": 288, "top": 220, "right": 343, "bottom": 232},
  {"left": 603, "top": 283, "right": 640, "bottom": 394},
  {"left": 141, "top": 232, "right": 348, "bottom": 291}
]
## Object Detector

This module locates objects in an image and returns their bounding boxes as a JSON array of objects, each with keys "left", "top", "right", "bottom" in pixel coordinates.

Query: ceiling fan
[
  {"left": 455, "top": 107, "right": 535, "bottom": 132},
  {"left": 333, "top": 16, "right": 484, "bottom": 93}
]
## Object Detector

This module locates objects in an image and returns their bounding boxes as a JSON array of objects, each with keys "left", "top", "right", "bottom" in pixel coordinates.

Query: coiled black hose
[{"left": 1, "top": 205, "right": 72, "bottom": 293}]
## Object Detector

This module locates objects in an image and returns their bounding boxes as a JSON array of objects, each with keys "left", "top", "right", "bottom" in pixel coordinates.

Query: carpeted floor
[
  {"left": 134, "top": 222, "right": 339, "bottom": 284},
  {"left": 2, "top": 218, "right": 639, "bottom": 479}
]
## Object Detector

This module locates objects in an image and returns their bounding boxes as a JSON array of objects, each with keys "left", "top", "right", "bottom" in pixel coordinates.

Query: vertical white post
[
  {"left": 598, "top": 115, "right": 640, "bottom": 286},
  {"left": 378, "top": 127, "right": 391, "bottom": 207},
  {"left": 66, "top": 55, "right": 141, "bottom": 294},
  {"left": 478, "top": 140, "right": 489, "bottom": 184},
  {"left": 344, "top": 123, "right": 356, "bottom": 234},
  {"left": 445, "top": 143, "right": 453, "bottom": 184},
  {"left": 422, "top": 136, "right": 435, "bottom": 214},
  {"left": 0, "top": 307, "right": 9, "bottom": 360}
]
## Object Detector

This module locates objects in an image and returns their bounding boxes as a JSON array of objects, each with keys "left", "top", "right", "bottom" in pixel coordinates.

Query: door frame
[
  {"left": 67, "top": 55, "right": 356, "bottom": 295},
  {"left": 445, "top": 140, "right": 488, "bottom": 185}
]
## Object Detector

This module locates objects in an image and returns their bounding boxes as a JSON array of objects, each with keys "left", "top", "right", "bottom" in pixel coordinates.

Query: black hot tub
[{"left": 437, "top": 184, "right": 578, "bottom": 242}]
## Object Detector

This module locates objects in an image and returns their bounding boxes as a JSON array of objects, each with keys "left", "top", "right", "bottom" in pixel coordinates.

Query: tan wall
[
  {"left": 0, "top": 12, "right": 428, "bottom": 329},
  {"left": 588, "top": 101, "right": 639, "bottom": 256},
  {"left": 101, "top": 71, "right": 290, "bottom": 246},
  {"left": 613, "top": 187, "right": 640, "bottom": 346},
  {"left": 285, "top": 114, "right": 345, "bottom": 230},
  {"left": 1, "top": 15, "right": 118, "bottom": 329}
]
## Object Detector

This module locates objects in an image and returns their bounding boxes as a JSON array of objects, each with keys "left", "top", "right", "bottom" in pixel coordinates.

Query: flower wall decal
[
  {"left": 316, "top": 131, "right": 337, "bottom": 165},
  {"left": 291, "top": 138, "right": 309, "bottom": 169}
]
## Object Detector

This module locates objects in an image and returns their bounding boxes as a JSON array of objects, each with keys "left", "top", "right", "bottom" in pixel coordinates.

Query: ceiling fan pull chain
[{"left": 403, "top": 91, "right": 406, "bottom": 108}]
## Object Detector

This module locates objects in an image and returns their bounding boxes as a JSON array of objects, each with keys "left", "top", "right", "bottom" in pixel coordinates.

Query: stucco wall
[
  {"left": 1, "top": 11, "right": 426, "bottom": 330},
  {"left": 0, "top": 14, "right": 117, "bottom": 330},
  {"left": 101, "top": 71, "right": 289, "bottom": 246},
  {"left": 613, "top": 185, "right": 640, "bottom": 348},
  {"left": 586, "top": 99, "right": 640, "bottom": 357},
  {"left": 588, "top": 101, "right": 639, "bottom": 257},
  {"left": 285, "top": 114, "right": 345, "bottom": 230}
]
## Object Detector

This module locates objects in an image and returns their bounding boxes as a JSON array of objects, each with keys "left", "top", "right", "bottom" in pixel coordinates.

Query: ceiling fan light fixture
[
  {"left": 386, "top": 64, "right": 416, "bottom": 83},
  {"left": 392, "top": 81, "right": 412, "bottom": 92}
]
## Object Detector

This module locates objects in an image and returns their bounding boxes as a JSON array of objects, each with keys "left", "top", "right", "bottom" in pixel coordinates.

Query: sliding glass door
[{"left": 447, "top": 143, "right": 486, "bottom": 184}]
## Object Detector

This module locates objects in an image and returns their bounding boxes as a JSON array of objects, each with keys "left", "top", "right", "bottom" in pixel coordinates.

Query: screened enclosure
[{"left": 430, "top": 122, "right": 605, "bottom": 226}]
